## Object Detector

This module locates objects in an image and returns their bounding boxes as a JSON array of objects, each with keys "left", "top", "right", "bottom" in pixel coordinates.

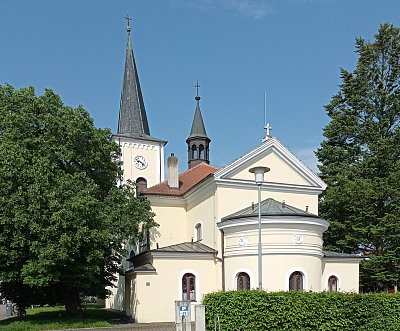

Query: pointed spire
[
  {"left": 117, "top": 15, "right": 150, "bottom": 138},
  {"left": 188, "top": 81, "right": 208, "bottom": 139},
  {"left": 187, "top": 82, "right": 211, "bottom": 169}
]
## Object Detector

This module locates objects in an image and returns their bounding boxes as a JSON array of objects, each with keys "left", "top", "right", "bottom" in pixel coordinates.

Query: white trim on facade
[
  {"left": 218, "top": 216, "right": 330, "bottom": 231},
  {"left": 214, "top": 137, "right": 327, "bottom": 190},
  {"left": 214, "top": 178, "right": 324, "bottom": 194},
  {"left": 147, "top": 196, "right": 186, "bottom": 208},
  {"left": 159, "top": 144, "right": 165, "bottom": 182},
  {"left": 224, "top": 248, "right": 324, "bottom": 258}
]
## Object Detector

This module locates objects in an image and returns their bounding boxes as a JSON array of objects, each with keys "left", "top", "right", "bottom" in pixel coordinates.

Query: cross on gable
[{"left": 265, "top": 123, "right": 272, "bottom": 136}]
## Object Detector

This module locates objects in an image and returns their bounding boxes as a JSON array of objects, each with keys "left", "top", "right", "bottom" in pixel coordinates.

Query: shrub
[{"left": 203, "top": 291, "right": 400, "bottom": 331}]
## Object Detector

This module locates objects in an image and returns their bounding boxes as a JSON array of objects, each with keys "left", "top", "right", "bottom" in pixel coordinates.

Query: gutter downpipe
[{"left": 220, "top": 229, "right": 225, "bottom": 291}]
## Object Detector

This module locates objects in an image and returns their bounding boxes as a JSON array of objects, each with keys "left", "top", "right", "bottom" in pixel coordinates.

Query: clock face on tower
[{"left": 134, "top": 155, "right": 148, "bottom": 170}]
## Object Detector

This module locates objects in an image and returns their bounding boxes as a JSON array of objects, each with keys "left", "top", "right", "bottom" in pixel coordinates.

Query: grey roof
[
  {"left": 133, "top": 263, "right": 156, "bottom": 272},
  {"left": 125, "top": 263, "right": 156, "bottom": 275},
  {"left": 222, "top": 198, "right": 319, "bottom": 222},
  {"left": 117, "top": 33, "right": 165, "bottom": 143},
  {"left": 113, "top": 133, "right": 167, "bottom": 144},
  {"left": 323, "top": 250, "right": 364, "bottom": 259},
  {"left": 188, "top": 96, "right": 209, "bottom": 140},
  {"left": 154, "top": 241, "right": 217, "bottom": 254}
]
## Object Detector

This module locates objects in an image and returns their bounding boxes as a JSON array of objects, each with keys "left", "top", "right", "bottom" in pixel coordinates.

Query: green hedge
[{"left": 202, "top": 291, "right": 400, "bottom": 331}]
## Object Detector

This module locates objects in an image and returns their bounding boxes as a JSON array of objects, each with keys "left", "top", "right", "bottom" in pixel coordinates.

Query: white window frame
[
  {"left": 325, "top": 273, "right": 341, "bottom": 292},
  {"left": 194, "top": 222, "right": 203, "bottom": 242}
]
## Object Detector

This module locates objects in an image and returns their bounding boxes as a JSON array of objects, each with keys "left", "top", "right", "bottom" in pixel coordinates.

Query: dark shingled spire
[
  {"left": 186, "top": 82, "right": 211, "bottom": 169},
  {"left": 117, "top": 18, "right": 150, "bottom": 138},
  {"left": 188, "top": 84, "right": 209, "bottom": 139}
]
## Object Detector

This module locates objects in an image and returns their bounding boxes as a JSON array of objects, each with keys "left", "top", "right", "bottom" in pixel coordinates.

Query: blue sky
[{"left": 1, "top": 0, "right": 399, "bottom": 172}]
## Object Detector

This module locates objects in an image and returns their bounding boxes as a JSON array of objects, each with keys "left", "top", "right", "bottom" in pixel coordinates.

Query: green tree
[
  {"left": 317, "top": 23, "right": 400, "bottom": 291},
  {"left": 0, "top": 85, "right": 156, "bottom": 315}
]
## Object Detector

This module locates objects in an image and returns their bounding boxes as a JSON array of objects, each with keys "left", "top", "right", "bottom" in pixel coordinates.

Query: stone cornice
[
  {"left": 214, "top": 177, "right": 323, "bottom": 194},
  {"left": 217, "top": 215, "right": 329, "bottom": 231}
]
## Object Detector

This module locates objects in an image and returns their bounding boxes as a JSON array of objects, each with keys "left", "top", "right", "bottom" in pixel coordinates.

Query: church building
[{"left": 106, "top": 20, "right": 363, "bottom": 323}]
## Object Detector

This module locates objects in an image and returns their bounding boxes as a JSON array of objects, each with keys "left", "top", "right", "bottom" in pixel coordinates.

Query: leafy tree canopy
[
  {"left": 0, "top": 85, "right": 156, "bottom": 314},
  {"left": 317, "top": 23, "right": 400, "bottom": 290}
]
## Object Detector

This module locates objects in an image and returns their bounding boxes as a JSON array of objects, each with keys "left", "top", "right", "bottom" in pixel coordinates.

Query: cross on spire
[
  {"left": 195, "top": 81, "right": 200, "bottom": 97},
  {"left": 125, "top": 15, "right": 132, "bottom": 34}
]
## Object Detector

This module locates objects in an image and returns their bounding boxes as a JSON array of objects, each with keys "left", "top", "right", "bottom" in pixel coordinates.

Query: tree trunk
[
  {"left": 65, "top": 289, "right": 82, "bottom": 317},
  {"left": 17, "top": 306, "right": 26, "bottom": 317}
]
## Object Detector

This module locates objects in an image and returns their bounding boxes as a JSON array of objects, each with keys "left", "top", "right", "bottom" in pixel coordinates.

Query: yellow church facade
[{"left": 105, "top": 21, "right": 363, "bottom": 324}]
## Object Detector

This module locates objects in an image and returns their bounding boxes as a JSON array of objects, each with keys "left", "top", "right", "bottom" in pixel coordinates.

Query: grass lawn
[{"left": 0, "top": 305, "right": 126, "bottom": 331}]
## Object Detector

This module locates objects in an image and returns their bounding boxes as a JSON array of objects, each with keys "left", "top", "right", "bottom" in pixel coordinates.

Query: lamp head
[{"left": 249, "top": 166, "right": 270, "bottom": 184}]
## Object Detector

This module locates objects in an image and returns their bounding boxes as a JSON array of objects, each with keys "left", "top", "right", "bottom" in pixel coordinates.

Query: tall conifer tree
[{"left": 317, "top": 23, "right": 400, "bottom": 290}]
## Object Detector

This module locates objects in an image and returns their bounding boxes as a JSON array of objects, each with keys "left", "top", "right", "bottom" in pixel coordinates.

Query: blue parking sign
[{"left": 179, "top": 305, "right": 189, "bottom": 317}]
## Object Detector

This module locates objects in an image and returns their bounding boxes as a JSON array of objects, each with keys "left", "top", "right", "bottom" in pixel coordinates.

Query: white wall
[
  {"left": 128, "top": 257, "right": 219, "bottom": 323},
  {"left": 322, "top": 259, "right": 360, "bottom": 293}
]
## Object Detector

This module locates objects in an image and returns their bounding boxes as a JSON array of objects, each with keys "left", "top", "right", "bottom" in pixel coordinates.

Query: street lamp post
[{"left": 249, "top": 166, "right": 270, "bottom": 290}]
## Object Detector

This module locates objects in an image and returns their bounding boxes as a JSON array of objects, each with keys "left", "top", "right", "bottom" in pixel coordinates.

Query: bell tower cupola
[{"left": 186, "top": 81, "right": 211, "bottom": 169}]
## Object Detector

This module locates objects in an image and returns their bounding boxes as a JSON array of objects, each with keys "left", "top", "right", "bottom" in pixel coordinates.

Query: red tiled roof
[{"left": 143, "top": 163, "right": 218, "bottom": 197}]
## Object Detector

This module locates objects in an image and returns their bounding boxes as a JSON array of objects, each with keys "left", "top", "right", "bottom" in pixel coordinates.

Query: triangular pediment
[{"left": 214, "top": 137, "right": 326, "bottom": 190}]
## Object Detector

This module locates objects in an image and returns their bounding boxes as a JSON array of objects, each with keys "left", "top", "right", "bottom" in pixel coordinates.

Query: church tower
[
  {"left": 114, "top": 17, "right": 166, "bottom": 191},
  {"left": 186, "top": 82, "right": 211, "bottom": 169}
]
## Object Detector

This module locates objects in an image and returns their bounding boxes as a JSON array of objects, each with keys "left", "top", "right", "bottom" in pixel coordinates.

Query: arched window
[
  {"left": 128, "top": 250, "right": 135, "bottom": 268},
  {"left": 237, "top": 272, "right": 250, "bottom": 290},
  {"left": 195, "top": 223, "right": 202, "bottom": 241},
  {"left": 191, "top": 145, "right": 197, "bottom": 159},
  {"left": 328, "top": 276, "right": 338, "bottom": 292},
  {"left": 136, "top": 177, "right": 147, "bottom": 196},
  {"left": 198, "top": 144, "right": 204, "bottom": 159},
  {"left": 182, "top": 273, "right": 196, "bottom": 301},
  {"left": 289, "top": 271, "right": 303, "bottom": 291}
]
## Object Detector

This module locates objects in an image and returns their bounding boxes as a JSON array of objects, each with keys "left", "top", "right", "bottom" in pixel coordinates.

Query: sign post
[{"left": 175, "top": 300, "right": 191, "bottom": 331}]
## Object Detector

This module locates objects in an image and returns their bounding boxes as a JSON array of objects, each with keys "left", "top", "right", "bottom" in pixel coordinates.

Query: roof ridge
[
  {"left": 143, "top": 162, "right": 218, "bottom": 196},
  {"left": 179, "top": 162, "right": 218, "bottom": 177},
  {"left": 153, "top": 241, "right": 217, "bottom": 253},
  {"left": 274, "top": 137, "right": 319, "bottom": 176},
  {"left": 216, "top": 138, "right": 275, "bottom": 175},
  {"left": 323, "top": 250, "right": 364, "bottom": 258}
]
